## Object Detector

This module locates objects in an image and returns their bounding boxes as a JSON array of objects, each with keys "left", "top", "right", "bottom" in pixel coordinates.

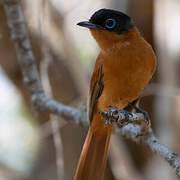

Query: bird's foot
[
  {"left": 128, "top": 103, "right": 151, "bottom": 134},
  {"left": 99, "top": 105, "right": 151, "bottom": 136},
  {"left": 99, "top": 106, "right": 132, "bottom": 127}
]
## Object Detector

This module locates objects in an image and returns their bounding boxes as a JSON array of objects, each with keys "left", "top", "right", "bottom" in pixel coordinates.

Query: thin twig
[
  {"left": 2, "top": 0, "right": 87, "bottom": 125},
  {"left": 50, "top": 115, "right": 65, "bottom": 179},
  {"left": 40, "top": 47, "right": 65, "bottom": 180}
]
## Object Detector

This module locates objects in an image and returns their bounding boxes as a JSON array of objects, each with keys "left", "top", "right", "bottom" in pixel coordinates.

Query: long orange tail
[{"left": 74, "top": 124, "right": 112, "bottom": 180}]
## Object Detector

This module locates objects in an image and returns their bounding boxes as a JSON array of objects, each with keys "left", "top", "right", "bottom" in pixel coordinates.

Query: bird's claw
[
  {"left": 99, "top": 106, "right": 118, "bottom": 126},
  {"left": 100, "top": 104, "right": 151, "bottom": 136},
  {"left": 99, "top": 106, "right": 132, "bottom": 127}
]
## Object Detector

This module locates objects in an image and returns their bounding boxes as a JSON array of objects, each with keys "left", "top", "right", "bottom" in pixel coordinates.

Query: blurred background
[{"left": 0, "top": 0, "right": 180, "bottom": 179}]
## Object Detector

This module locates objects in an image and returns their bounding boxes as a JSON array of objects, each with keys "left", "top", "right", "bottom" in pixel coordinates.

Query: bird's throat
[{"left": 90, "top": 27, "right": 139, "bottom": 52}]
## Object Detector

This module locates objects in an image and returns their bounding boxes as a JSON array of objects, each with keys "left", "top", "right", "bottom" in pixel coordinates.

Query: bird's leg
[
  {"left": 128, "top": 103, "right": 151, "bottom": 135},
  {"left": 128, "top": 103, "right": 150, "bottom": 125}
]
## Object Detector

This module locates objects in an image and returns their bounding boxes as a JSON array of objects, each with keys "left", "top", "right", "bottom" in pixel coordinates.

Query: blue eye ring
[{"left": 105, "top": 18, "right": 116, "bottom": 29}]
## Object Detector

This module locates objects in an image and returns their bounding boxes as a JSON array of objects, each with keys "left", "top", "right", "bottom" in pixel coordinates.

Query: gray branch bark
[
  {"left": 121, "top": 124, "right": 180, "bottom": 177},
  {"left": 101, "top": 108, "right": 180, "bottom": 178},
  {"left": 2, "top": 0, "right": 87, "bottom": 125},
  {"left": 2, "top": 0, "right": 180, "bottom": 178}
]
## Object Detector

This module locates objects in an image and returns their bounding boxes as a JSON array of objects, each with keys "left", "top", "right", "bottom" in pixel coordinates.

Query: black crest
[{"left": 90, "top": 9, "right": 134, "bottom": 34}]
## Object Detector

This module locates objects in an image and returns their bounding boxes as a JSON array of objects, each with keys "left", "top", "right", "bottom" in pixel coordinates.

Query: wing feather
[{"left": 88, "top": 56, "right": 104, "bottom": 122}]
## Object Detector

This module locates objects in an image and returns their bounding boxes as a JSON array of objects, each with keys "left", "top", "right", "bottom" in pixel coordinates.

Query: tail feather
[{"left": 74, "top": 126, "right": 112, "bottom": 180}]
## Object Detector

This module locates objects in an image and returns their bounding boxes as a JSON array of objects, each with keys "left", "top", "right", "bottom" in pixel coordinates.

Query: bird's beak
[{"left": 77, "top": 21, "right": 104, "bottom": 29}]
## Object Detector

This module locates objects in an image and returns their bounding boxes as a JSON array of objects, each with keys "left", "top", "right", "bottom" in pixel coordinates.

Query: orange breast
[{"left": 97, "top": 36, "right": 156, "bottom": 111}]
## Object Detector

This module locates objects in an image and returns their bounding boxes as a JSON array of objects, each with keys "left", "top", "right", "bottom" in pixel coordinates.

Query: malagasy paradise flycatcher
[{"left": 75, "top": 8, "right": 157, "bottom": 180}]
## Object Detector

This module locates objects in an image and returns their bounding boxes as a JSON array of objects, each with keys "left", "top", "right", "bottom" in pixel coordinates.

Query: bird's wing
[{"left": 88, "top": 55, "right": 104, "bottom": 122}]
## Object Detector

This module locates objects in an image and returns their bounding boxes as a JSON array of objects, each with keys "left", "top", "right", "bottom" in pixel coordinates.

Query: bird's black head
[{"left": 77, "top": 9, "right": 134, "bottom": 34}]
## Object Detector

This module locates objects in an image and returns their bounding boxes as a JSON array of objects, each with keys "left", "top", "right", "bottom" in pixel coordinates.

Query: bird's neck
[{"left": 91, "top": 27, "right": 141, "bottom": 53}]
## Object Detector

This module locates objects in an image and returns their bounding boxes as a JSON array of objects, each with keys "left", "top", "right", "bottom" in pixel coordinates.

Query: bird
[{"left": 75, "top": 8, "right": 157, "bottom": 180}]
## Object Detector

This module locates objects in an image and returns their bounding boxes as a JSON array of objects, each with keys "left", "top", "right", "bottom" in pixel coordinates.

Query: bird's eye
[{"left": 105, "top": 18, "right": 116, "bottom": 29}]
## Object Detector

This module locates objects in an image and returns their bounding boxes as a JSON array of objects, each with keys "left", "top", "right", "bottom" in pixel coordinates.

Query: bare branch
[
  {"left": 143, "top": 129, "right": 180, "bottom": 177},
  {"left": 2, "top": 0, "right": 87, "bottom": 125},
  {"left": 100, "top": 108, "right": 180, "bottom": 178},
  {"left": 40, "top": 50, "right": 65, "bottom": 180}
]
